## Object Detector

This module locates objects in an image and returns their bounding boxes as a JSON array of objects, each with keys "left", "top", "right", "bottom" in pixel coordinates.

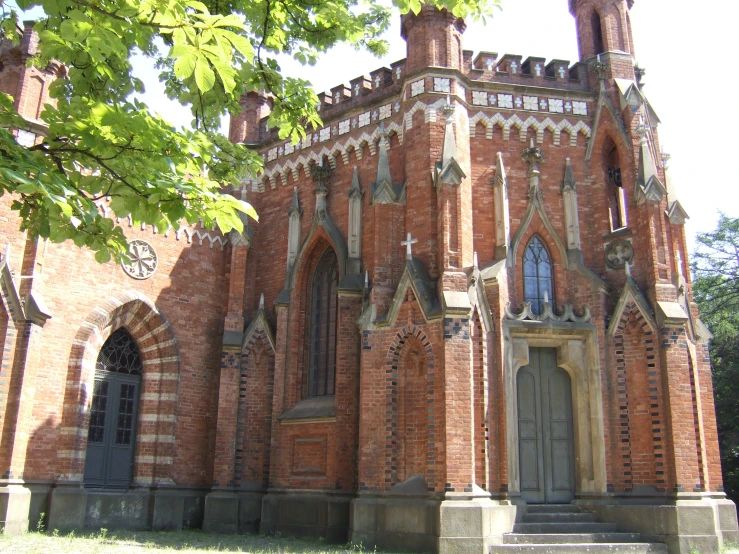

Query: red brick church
[{"left": 1, "top": 1, "right": 737, "bottom": 553}]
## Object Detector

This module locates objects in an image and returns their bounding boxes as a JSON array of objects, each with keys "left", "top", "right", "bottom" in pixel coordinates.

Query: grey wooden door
[
  {"left": 517, "top": 348, "right": 575, "bottom": 503},
  {"left": 83, "top": 371, "right": 140, "bottom": 488}
]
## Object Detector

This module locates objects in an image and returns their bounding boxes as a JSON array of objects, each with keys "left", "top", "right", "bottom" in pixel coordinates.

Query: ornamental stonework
[
  {"left": 605, "top": 239, "right": 634, "bottom": 270},
  {"left": 122, "top": 239, "right": 158, "bottom": 280}
]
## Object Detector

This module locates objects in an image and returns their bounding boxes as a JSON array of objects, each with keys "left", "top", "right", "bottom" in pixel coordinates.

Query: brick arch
[
  {"left": 57, "top": 290, "right": 179, "bottom": 485},
  {"left": 236, "top": 332, "right": 275, "bottom": 488},
  {"left": 383, "top": 324, "right": 437, "bottom": 491}
]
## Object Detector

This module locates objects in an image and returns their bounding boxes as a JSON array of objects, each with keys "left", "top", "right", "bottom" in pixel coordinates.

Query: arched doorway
[
  {"left": 517, "top": 347, "right": 575, "bottom": 503},
  {"left": 83, "top": 328, "right": 142, "bottom": 488}
]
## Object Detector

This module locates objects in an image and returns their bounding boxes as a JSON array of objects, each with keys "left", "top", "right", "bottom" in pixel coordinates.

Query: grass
[{"left": 0, "top": 529, "right": 392, "bottom": 554}]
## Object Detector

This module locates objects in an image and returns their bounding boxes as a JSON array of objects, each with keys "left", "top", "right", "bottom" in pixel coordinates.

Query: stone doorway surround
[{"left": 503, "top": 320, "right": 608, "bottom": 501}]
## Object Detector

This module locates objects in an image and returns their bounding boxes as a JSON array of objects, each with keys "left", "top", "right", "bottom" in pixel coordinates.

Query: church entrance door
[{"left": 517, "top": 347, "right": 575, "bottom": 503}]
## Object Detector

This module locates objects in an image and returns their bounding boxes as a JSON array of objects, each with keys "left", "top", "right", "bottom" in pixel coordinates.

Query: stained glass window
[{"left": 523, "top": 236, "right": 554, "bottom": 316}]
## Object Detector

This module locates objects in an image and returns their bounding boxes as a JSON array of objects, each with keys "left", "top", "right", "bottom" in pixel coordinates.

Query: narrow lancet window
[
  {"left": 309, "top": 249, "right": 339, "bottom": 397},
  {"left": 592, "top": 12, "right": 604, "bottom": 55},
  {"left": 523, "top": 236, "right": 554, "bottom": 316}
]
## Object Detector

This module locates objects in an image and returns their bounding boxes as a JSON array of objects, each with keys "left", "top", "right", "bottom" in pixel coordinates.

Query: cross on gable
[
  {"left": 354, "top": 84, "right": 359, "bottom": 95},
  {"left": 335, "top": 92, "right": 340, "bottom": 103},
  {"left": 401, "top": 232, "right": 418, "bottom": 260},
  {"left": 558, "top": 66, "right": 566, "bottom": 79},
  {"left": 510, "top": 61, "right": 518, "bottom": 73},
  {"left": 486, "top": 59, "right": 494, "bottom": 71},
  {"left": 375, "top": 75, "right": 381, "bottom": 87},
  {"left": 396, "top": 67, "right": 402, "bottom": 78},
  {"left": 535, "top": 64, "right": 542, "bottom": 76}
]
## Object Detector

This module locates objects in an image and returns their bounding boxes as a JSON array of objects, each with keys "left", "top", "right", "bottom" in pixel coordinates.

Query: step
[
  {"left": 526, "top": 504, "right": 581, "bottom": 514},
  {"left": 503, "top": 533, "right": 642, "bottom": 544},
  {"left": 512, "top": 522, "right": 619, "bottom": 534},
  {"left": 490, "top": 543, "right": 668, "bottom": 554},
  {"left": 523, "top": 513, "right": 597, "bottom": 523}
]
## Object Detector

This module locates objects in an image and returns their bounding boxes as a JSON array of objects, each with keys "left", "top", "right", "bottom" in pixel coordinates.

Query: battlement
[{"left": 248, "top": 49, "right": 591, "bottom": 148}]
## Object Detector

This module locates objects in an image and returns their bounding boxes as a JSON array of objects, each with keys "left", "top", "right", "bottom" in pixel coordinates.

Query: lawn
[{"left": 0, "top": 529, "right": 386, "bottom": 554}]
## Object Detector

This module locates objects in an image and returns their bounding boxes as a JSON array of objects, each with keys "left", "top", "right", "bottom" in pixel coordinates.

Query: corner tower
[
  {"left": 401, "top": 5, "right": 466, "bottom": 73},
  {"left": 570, "top": 0, "right": 635, "bottom": 61}
]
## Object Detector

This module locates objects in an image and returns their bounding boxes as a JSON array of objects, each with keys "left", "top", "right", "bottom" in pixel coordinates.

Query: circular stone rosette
[
  {"left": 605, "top": 239, "right": 634, "bottom": 270},
  {"left": 122, "top": 239, "right": 158, "bottom": 280}
]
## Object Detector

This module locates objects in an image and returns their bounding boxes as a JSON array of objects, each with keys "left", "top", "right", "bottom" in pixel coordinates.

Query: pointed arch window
[
  {"left": 84, "top": 328, "right": 142, "bottom": 488},
  {"left": 309, "top": 249, "right": 338, "bottom": 397},
  {"left": 523, "top": 236, "right": 554, "bottom": 316},
  {"left": 592, "top": 11, "right": 604, "bottom": 55}
]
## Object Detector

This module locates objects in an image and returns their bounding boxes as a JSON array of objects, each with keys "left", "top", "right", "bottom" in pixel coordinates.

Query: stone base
[
  {"left": 261, "top": 491, "right": 351, "bottom": 542},
  {"left": 577, "top": 494, "right": 739, "bottom": 554},
  {"left": 0, "top": 484, "right": 31, "bottom": 534},
  {"left": 151, "top": 489, "right": 185, "bottom": 531},
  {"left": 350, "top": 492, "right": 521, "bottom": 554},
  {"left": 47, "top": 484, "right": 87, "bottom": 533},
  {"left": 86, "top": 488, "right": 150, "bottom": 530},
  {"left": 237, "top": 490, "right": 265, "bottom": 533},
  {"left": 203, "top": 490, "right": 239, "bottom": 533}
]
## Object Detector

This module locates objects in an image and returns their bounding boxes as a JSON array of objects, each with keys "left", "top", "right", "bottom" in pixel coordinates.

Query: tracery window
[
  {"left": 604, "top": 143, "right": 627, "bottom": 231},
  {"left": 308, "top": 249, "right": 338, "bottom": 397},
  {"left": 523, "top": 236, "right": 554, "bottom": 316},
  {"left": 84, "top": 328, "right": 142, "bottom": 488}
]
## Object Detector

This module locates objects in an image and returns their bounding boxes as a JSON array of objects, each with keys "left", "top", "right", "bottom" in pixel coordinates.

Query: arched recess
[
  {"left": 383, "top": 325, "right": 437, "bottom": 492},
  {"left": 471, "top": 311, "right": 489, "bottom": 491},
  {"left": 609, "top": 301, "right": 665, "bottom": 493},
  {"left": 601, "top": 136, "right": 628, "bottom": 231},
  {"left": 236, "top": 321, "right": 276, "bottom": 489},
  {"left": 282, "top": 193, "right": 348, "bottom": 298},
  {"left": 503, "top": 322, "right": 607, "bottom": 500},
  {"left": 288, "top": 237, "right": 340, "bottom": 401},
  {"left": 58, "top": 291, "right": 179, "bottom": 486},
  {"left": 591, "top": 10, "right": 604, "bottom": 55}
]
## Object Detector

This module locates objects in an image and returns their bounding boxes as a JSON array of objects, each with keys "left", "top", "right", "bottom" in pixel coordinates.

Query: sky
[{"left": 31, "top": 0, "right": 739, "bottom": 249}]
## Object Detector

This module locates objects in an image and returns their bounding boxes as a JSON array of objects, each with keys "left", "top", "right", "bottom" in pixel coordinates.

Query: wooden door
[
  {"left": 84, "top": 371, "right": 140, "bottom": 488},
  {"left": 517, "top": 348, "right": 575, "bottom": 503}
]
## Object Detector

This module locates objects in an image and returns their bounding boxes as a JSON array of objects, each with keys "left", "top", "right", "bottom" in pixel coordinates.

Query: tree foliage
[
  {"left": 693, "top": 214, "right": 739, "bottom": 501},
  {"left": 0, "top": 0, "right": 499, "bottom": 263}
]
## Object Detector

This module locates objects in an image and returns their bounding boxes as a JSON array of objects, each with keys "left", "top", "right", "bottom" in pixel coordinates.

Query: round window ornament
[{"left": 122, "top": 239, "right": 158, "bottom": 280}]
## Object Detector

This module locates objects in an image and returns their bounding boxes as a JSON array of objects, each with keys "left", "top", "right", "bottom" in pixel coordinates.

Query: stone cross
[
  {"left": 335, "top": 92, "right": 340, "bottom": 103},
  {"left": 558, "top": 66, "right": 566, "bottom": 79},
  {"left": 510, "top": 60, "right": 518, "bottom": 73},
  {"left": 375, "top": 75, "right": 381, "bottom": 88},
  {"left": 401, "top": 232, "right": 418, "bottom": 260},
  {"left": 486, "top": 59, "right": 494, "bottom": 71},
  {"left": 354, "top": 83, "right": 359, "bottom": 96},
  {"left": 535, "top": 64, "right": 542, "bottom": 76},
  {"left": 396, "top": 67, "right": 402, "bottom": 79}
]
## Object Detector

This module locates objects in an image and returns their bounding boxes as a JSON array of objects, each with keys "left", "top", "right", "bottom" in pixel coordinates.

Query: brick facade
[{"left": 1, "top": 2, "right": 737, "bottom": 553}]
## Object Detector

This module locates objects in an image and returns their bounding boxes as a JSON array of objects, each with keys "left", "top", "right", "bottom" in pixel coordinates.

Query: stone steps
[
  {"left": 493, "top": 504, "right": 667, "bottom": 554},
  {"left": 491, "top": 544, "right": 668, "bottom": 554},
  {"left": 503, "top": 533, "right": 642, "bottom": 544}
]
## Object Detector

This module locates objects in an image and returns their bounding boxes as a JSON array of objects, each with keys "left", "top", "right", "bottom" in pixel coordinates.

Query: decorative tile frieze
[
  {"left": 267, "top": 148, "right": 277, "bottom": 162},
  {"left": 411, "top": 79, "right": 425, "bottom": 97},
  {"left": 549, "top": 99, "right": 564, "bottom": 113},
  {"left": 379, "top": 104, "right": 392, "bottom": 120},
  {"left": 498, "top": 94, "right": 513, "bottom": 109},
  {"left": 338, "top": 120, "right": 351, "bottom": 135},
  {"left": 358, "top": 112, "right": 370, "bottom": 128},
  {"left": 472, "top": 91, "right": 488, "bottom": 106},
  {"left": 434, "top": 77, "right": 451, "bottom": 93},
  {"left": 319, "top": 127, "right": 331, "bottom": 142},
  {"left": 523, "top": 96, "right": 538, "bottom": 110},
  {"left": 573, "top": 101, "right": 588, "bottom": 115}
]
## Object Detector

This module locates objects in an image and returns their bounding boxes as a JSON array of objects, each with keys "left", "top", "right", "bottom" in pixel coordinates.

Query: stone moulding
[{"left": 505, "top": 301, "right": 591, "bottom": 323}]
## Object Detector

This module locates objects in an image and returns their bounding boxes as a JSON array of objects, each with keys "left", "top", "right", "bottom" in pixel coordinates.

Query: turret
[
  {"left": 570, "top": 0, "right": 635, "bottom": 61},
  {"left": 228, "top": 91, "right": 273, "bottom": 145},
  {"left": 400, "top": 5, "right": 466, "bottom": 74}
]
